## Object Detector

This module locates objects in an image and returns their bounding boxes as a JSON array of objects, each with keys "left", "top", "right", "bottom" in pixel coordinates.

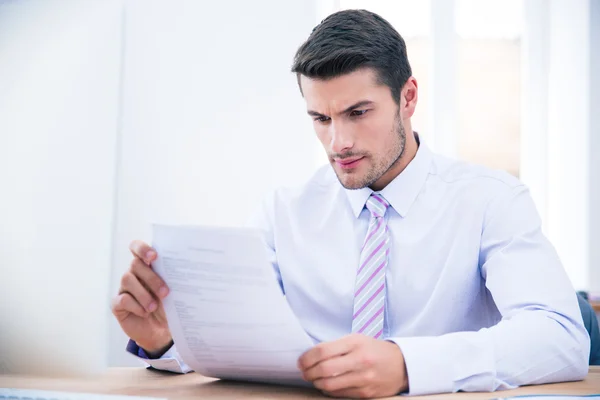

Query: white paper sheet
[
  {"left": 493, "top": 397, "right": 600, "bottom": 400},
  {"left": 0, "top": 388, "right": 165, "bottom": 400},
  {"left": 151, "top": 224, "right": 315, "bottom": 386}
]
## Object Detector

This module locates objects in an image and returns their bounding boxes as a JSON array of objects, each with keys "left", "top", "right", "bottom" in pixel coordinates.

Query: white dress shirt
[{"left": 131, "top": 142, "right": 590, "bottom": 395}]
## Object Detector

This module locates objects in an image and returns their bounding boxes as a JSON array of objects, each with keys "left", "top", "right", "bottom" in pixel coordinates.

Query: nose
[{"left": 329, "top": 121, "right": 354, "bottom": 155}]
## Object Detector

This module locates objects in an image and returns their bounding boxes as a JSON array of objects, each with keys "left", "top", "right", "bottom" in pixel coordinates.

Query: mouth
[{"left": 334, "top": 156, "right": 365, "bottom": 170}]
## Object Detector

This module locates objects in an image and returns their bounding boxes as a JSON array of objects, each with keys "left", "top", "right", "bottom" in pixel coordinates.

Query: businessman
[{"left": 112, "top": 9, "right": 590, "bottom": 398}]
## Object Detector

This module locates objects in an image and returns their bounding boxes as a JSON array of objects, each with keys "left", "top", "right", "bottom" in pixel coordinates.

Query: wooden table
[{"left": 1, "top": 367, "right": 599, "bottom": 399}]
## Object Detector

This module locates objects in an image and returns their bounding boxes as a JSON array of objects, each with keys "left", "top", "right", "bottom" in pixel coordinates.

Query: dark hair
[{"left": 291, "top": 9, "right": 412, "bottom": 104}]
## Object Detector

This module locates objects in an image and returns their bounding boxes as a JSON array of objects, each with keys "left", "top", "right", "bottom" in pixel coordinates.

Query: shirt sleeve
[
  {"left": 126, "top": 339, "right": 192, "bottom": 374},
  {"left": 389, "top": 185, "right": 590, "bottom": 395},
  {"left": 246, "top": 190, "right": 283, "bottom": 293}
]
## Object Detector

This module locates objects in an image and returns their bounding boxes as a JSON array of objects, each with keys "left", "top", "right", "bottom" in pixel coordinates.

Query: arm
[
  {"left": 390, "top": 185, "right": 590, "bottom": 395},
  {"left": 246, "top": 190, "right": 284, "bottom": 293}
]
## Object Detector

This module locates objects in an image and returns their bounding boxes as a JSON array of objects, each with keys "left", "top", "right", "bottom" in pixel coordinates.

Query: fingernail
[
  {"left": 159, "top": 286, "right": 169, "bottom": 298},
  {"left": 148, "top": 302, "right": 157, "bottom": 312},
  {"left": 146, "top": 250, "right": 156, "bottom": 261}
]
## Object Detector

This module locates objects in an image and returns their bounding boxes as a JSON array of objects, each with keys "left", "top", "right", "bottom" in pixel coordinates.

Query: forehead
[{"left": 299, "top": 68, "right": 390, "bottom": 110}]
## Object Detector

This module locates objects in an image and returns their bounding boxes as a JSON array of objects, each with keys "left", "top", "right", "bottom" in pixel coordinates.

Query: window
[
  {"left": 455, "top": 0, "right": 522, "bottom": 177},
  {"left": 325, "top": 0, "right": 523, "bottom": 177}
]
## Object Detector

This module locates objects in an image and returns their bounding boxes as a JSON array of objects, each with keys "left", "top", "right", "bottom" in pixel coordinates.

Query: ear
[{"left": 400, "top": 77, "right": 418, "bottom": 120}]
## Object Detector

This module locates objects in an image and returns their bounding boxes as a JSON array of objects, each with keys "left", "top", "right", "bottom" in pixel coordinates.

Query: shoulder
[
  {"left": 422, "top": 152, "right": 532, "bottom": 228},
  {"left": 270, "top": 164, "right": 340, "bottom": 210},
  {"left": 429, "top": 152, "right": 524, "bottom": 196},
  {"left": 252, "top": 164, "right": 340, "bottom": 222}
]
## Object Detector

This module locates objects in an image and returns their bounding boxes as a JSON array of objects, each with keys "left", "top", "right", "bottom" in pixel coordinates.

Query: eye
[
  {"left": 350, "top": 109, "right": 369, "bottom": 117},
  {"left": 314, "top": 116, "right": 331, "bottom": 123}
]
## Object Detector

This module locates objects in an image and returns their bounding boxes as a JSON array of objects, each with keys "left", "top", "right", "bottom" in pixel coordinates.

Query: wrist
[
  {"left": 399, "top": 361, "right": 409, "bottom": 393},
  {"left": 386, "top": 339, "right": 409, "bottom": 393},
  {"left": 139, "top": 338, "right": 174, "bottom": 359}
]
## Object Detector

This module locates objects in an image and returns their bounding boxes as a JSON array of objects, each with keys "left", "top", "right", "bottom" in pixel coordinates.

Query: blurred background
[{"left": 0, "top": 0, "right": 598, "bottom": 367}]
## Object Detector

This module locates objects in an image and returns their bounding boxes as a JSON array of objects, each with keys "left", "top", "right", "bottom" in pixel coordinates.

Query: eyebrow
[{"left": 307, "top": 100, "right": 375, "bottom": 118}]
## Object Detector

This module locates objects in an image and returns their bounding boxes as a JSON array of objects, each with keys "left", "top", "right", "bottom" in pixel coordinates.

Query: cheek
[
  {"left": 356, "top": 120, "right": 389, "bottom": 148},
  {"left": 314, "top": 124, "right": 330, "bottom": 145}
]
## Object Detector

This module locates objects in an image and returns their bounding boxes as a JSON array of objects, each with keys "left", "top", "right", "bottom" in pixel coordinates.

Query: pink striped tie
[{"left": 351, "top": 193, "right": 390, "bottom": 339}]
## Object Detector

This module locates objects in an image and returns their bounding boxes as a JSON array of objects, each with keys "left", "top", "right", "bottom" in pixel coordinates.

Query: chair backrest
[{"left": 576, "top": 293, "right": 600, "bottom": 365}]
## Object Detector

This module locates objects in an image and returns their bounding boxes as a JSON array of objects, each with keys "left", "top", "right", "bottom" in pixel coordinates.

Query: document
[
  {"left": 0, "top": 389, "right": 165, "bottom": 400},
  {"left": 493, "top": 396, "right": 600, "bottom": 399},
  {"left": 151, "top": 224, "right": 316, "bottom": 386}
]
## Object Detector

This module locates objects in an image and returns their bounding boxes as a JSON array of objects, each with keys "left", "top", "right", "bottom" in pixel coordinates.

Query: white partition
[
  {"left": 109, "top": 0, "right": 318, "bottom": 366},
  {"left": 588, "top": 0, "right": 600, "bottom": 295},
  {"left": 0, "top": 0, "right": 123, "bottom": 375},
  {"left": 521, "top": 0, "right": 599, "bottom": 292}
]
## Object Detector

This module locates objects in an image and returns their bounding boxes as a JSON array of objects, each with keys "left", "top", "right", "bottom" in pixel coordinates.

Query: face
[{"left": 300, "top": 68, "right": 416, "bottom": 190}]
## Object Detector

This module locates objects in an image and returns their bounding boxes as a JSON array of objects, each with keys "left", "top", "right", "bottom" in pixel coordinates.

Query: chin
[
  {"left": 330, "top": 162, "right": 373, "bottom": 189},
  {"left": 335, "top": 172, "right": 369, "bottom": 190},
  {"left": 342, "top": 182, "right": 367, "bottom": 190}
]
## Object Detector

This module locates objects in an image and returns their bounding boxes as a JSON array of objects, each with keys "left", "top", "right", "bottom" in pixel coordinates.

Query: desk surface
[{"left": 1, "top": 367, "right": 599, "bottom": 399}]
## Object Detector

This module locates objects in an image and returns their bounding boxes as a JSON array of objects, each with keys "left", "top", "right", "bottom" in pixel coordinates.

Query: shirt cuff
[
  {"left": 388, "top": 333, "right": 495, "bottom": 396},
  {"left": 126, "top": 339, "right": 192, "bottom": 374}
]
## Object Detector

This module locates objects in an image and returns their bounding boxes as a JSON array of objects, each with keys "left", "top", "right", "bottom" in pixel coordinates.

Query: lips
[
  {"left": 337, "top": 157, "right": 362, "bottom": 165},
  {"left": 335, "top": 156, "right": 364, "bottom": 169}
]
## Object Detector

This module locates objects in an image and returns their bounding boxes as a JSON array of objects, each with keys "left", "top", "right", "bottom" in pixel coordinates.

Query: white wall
[
  {"left": 588, "top": 0, "right": 600, "bottom": 294},
  {"left": 521, "top": 0, "right": 597, "bottom": 292},
  {"left": 0, "top": 0, "right": 122, "bottom": 375},
  {"left": 520, "top": 0, "right": 549, "bottom": 229},
  {"left": 546, "top": 0, "right": 591, "bottom": 292},
  {"left": 429, "top": 0, "right": 457, "bottom": 158},
  {"left": 108, "top": 0, "right": 318, "bottom": 366}
]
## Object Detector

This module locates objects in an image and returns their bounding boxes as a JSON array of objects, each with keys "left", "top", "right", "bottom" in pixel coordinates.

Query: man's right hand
[{"left": 111, "top": 240, "right": 173, "bottom": 357}]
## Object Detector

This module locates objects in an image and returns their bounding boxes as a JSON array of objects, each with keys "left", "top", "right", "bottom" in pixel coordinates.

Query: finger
[
  {"left": 120, "top": 272, "right": 158, "bottom": 313},
  {"left": 111, "top": 292, "right": 148, "bottom": 319},
  {"left": 325, "top": 385, "right": 376, "bottom": 399},
  {"left": 153, "top": 299, "right": 169, "bottom": 325},
  {"left": 129, "top": 240, "right": 156, "bottom": 265},
  {"left": 130, "top": 257, "right": 169, "bottom": 299},
  {"left": 313, "top": 370, "right": 365, "bottom": 394},
  {"left": 298, "top": 334, "right": 359, "bottom": 370},
  {"left": 303, "top": 352, "right": 358, "bottom": 382}
]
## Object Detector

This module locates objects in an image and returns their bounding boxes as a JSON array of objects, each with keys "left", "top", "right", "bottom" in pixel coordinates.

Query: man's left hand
[{"left": 298, "top": 333, "right": 409, "bottom": 398}]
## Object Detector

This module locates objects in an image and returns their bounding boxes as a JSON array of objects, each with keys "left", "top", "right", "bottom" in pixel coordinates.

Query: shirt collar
[{"left": 344, "top": 141, "right": 433, "bottom": 219}]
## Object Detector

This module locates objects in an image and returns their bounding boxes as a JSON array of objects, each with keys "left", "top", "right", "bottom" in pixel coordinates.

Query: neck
[{"left": 369, "top": 130, "right": 419, "bottom": 191}]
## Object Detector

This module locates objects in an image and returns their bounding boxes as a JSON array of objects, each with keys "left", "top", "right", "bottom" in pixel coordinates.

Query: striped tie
[{"left": 351, "top": 193, "right": 390, "bottom": 339}]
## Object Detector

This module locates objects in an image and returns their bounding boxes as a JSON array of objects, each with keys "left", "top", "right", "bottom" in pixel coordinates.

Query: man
[{"left": 112, "top": 9, "right": 590, "bottom": 398}]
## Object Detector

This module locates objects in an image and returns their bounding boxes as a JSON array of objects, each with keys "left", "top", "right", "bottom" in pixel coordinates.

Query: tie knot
[{"left": 366, "top": 193, "right": 389, "bottom": 218}]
